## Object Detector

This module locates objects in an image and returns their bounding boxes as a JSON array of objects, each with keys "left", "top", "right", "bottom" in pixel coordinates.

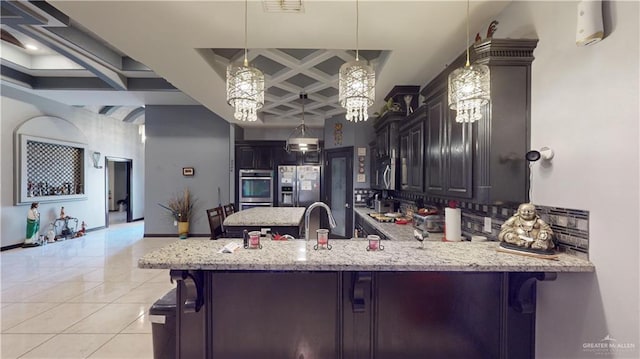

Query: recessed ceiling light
[{"left": 25, "top": 44, "right": 38, "bottom": 51}]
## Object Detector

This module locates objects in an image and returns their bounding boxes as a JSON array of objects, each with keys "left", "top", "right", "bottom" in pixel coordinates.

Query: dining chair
[
  {"left": 223, "top": 203, "right": 235, "bottom": 218},
  {"left": 206, "top": 207, "right": 225, "bottom": 240}
]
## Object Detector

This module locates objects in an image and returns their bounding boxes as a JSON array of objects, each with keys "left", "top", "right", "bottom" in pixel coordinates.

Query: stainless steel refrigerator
[{"left": 277, "top": 165, "right": 321, "bottom": 207}]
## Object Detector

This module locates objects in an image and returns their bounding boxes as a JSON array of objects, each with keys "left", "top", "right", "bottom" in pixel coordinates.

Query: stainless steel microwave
[{"left": 372, "top": 157, "right": 398, "bottom": 190}]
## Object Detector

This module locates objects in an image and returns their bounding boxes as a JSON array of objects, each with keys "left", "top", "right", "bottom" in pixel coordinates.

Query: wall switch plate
[
  {"left": 483, "top": 217, "right": 492, "bottom": 233},
  {"left": 261, "top": 228, "right": 271, "bottom": 235},
  {"left": 356, "top": 194, "right": 362, "bottom": 201}
]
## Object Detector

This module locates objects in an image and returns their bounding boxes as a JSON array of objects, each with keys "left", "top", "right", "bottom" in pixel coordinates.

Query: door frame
[
  {"left": 323, "top": 147, "right": 354, "bottom": 239},
  {"left": 104, "top": 156, "right": 133, "bottom": 227}
]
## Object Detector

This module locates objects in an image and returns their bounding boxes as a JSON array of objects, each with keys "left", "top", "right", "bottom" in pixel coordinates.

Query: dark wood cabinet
[
  {"left": 236, "top": 141, "right": 323, "bottom": 171},
  {"left": 399, "top": 133, "right": 409, "bottom": 189},
  {"left": 376, "top": 125, "right": 389, "bottom": 158},
  {"left": 471, "top": 39, "right": 537, "bottom": 204},
  {"left": 409, "top": 118, "right": 424, "bottom": 192},
  {"left": 445, "top": 105, "right": 473, "bottom": 199},
  {"left": 422, "top": 38, "right": 537, "bottom": 204},
  {"left": 374, "top": 113, "right": 401, "bottom": 159},
  {"left": 424, "top": 89, "right": 472, "bottom": 198},
  {"left": 369, "top": 140, "right": 378, "bottom": 189},
  {"left": 400, "top": 107, "right": 425, "bottom": 192},
  {"left": 301, "top": 150, "right": 321, "bottom": 164},
  {"left": 236, "top": 146, "right": 272, "bottom": 169},
  {"left": 272, "top": 145, "right": 298, "bottom": 165},
  {"left": 425, "top": 90, "right": 446, "bottom": 195},
  {"left": 374, "top": 86, "right": 419, "bottom": 160}
]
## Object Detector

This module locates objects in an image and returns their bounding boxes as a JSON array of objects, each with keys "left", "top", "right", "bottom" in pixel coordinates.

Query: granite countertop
[
  {"left": 354, "top": 207, "right": 420, "bottom": 241},
  {"left": 138, "top": 238, "right": 595, "bottom": 273},
  {"left": 223, "top": 207, "right": 306, "bottom": 227}
]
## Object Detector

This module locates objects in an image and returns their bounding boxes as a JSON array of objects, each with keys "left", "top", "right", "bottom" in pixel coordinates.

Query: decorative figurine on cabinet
[
  {"left": 486, "top": 20, "right": 499, "bottom": 39},
  {"left": 498, "top": 203, "right": 555, "bottom": 253},
  {"left": 24, "top": 202, "right": 40, "bottom": 247}
]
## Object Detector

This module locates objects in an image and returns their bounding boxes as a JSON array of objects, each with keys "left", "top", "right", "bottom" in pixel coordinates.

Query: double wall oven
[{"left": 238, "top": 169, "right": 274, "bottom": 211}]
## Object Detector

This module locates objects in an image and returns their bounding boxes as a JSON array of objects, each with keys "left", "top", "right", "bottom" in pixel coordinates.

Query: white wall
[
  {"left": 0, "top": 85, "right": 145, "bottom": 247},
  {"left": 493, "top": 1, "right": 639, "bottom": 357}
]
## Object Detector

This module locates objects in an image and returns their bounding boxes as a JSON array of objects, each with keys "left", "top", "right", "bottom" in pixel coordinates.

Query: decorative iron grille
[{"left": 26, "top": 140, "right": 84, "bottom": 197}]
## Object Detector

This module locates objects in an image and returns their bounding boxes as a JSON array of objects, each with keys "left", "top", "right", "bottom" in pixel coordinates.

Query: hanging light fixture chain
[
  {"left": 465, "top": 0, "right": 470, "bottom": 67},
  {"left": 355, "top": 0, "right": 360, "bottom": 61},
  {"left": 244, "top": 0, "right": 249, "bottom": 66}
]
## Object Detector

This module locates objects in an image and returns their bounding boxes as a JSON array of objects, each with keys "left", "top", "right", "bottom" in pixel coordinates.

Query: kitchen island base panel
[{"left": 172, "top": 270, "right": 552, "bottom": 359}]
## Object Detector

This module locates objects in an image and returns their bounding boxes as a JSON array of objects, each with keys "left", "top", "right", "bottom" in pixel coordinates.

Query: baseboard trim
[
  {"left": 1, "top": 243, "right": 24, "bottom": 251},
  {"left": 87, "top": 226, "right": 106, "bottom": 232}
]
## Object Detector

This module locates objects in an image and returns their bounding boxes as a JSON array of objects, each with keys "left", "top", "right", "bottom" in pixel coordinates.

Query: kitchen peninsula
[{"left": 139, "top": 238, "right": 593, "bottom": 359}]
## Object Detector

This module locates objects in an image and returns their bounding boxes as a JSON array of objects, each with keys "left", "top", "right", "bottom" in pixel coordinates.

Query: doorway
[
  {"left": 105, "top": 157, "right": 132, "bottom": 227},
  {"left": 323, "top": 147, "right": 354, "bottom": 239}
]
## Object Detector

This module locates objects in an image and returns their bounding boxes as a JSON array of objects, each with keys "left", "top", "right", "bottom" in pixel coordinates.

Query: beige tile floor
[{"left": 1, "top": 222, "right": 176, "bottom": 358}]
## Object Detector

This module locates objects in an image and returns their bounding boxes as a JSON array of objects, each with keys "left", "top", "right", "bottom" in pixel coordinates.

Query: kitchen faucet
[{"left": 304, "top": 201, "right": 337, "bottom": 240}]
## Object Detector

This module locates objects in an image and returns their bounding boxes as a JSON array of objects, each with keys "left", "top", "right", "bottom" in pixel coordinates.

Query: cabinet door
[
  {"left": 425, "top": 94, "right": 446, "bottom": 194},
  {"left": 254, "top": 147, "right": 273, "bottom": 169},
  {"left": 408, "top": 123, "right": 424, "bottom": 192},
  {"left": 377, "top": 126, "right": 389, "bottom": 158},
  {"left": 370, "top": 144, "right": 379, "bottom": 189},
  {"left": 210, "top": 272, "right": 341, "bottom": 358},
  {"left": 236, "top": 147, "right": 256, "bottom": 169},
  {"left": 445, "top": 108, "right": 473, "bottom": 198},
  {"left": 273, "top": 146, "right": 298, "bottom": 165},
  {"left": 399, "top": 133, "right": 409, "bottom": 190},
  {"left": 302, "top": 150, "right": 321, "bottom": 164}
]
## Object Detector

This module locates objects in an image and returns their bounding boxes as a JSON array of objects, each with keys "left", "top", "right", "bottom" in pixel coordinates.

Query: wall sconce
[
  {"left": 526, "top": 147, "right": 554, "bottom": 162},
  {"left": 91, "top": 151, "right": 103, "bottom": 169}
]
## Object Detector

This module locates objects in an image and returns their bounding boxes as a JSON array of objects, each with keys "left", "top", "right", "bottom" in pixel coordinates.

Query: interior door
[
  {"left": 105, "top": 157, "right": 132, "bottom": 226},
  {"left": 323, "top": 147, "right": 354, "bottom": 239}
]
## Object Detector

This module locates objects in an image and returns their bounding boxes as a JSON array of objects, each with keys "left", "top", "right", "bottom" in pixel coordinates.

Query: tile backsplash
[{"left": 392, "top": 192, "right": 589, "bottom": 260}]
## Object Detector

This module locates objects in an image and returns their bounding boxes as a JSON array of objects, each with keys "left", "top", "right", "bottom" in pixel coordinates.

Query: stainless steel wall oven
[{"left": 238, "top": 169, "right": 273, "bottom": 209}]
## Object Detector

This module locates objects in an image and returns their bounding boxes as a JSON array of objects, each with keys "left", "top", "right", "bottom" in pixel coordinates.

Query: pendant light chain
[
  {"left": 465, "top": 0, "right": 470, "bottom": 67},
  {"left": 355, "top": 0, "right": 359, "bottom": 61},
  {"left": 243, "top": 0, "right": 248, "bottom": 66}
]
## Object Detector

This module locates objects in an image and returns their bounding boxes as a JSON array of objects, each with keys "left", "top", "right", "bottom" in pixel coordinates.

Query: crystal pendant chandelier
[
  {"left": 226, "top": 0, "right": 264, "bottom": 122},
  {"left": 339, "top": 0, "right": 375, "bottom": 123},
  {"left": 448, "top": 0, "right": 490, "bottom": 123}
]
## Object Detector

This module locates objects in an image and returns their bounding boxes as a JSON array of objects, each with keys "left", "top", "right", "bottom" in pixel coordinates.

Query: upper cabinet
[
  {"left": 236, "top": 144, "right": 273, "bottom": 170},
  {"left": 372, "top": 86, "right": 421, "bottom": 160},
  {"left": 373, "top": 113, "right": 400, "bottom": 159},
  {"left": 400, "top": 106, "right": 425, "bottom": 192},
  {"left": 422, "top": 38, "right": 538, "bottom": 205},
  {"left": 423, "top": 88, "right": 473, "bottom": 198},
  {"left": 235, "top": 141, "right": 322, "bottom": 171}
]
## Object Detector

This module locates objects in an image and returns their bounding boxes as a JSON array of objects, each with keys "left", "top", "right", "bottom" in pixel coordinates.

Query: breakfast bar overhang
[{"left": 139, "top": 239, "right": 594, "bottom": 359}]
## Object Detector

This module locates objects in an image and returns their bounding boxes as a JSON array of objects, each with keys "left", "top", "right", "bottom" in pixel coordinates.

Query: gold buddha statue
[{"left": 498, "top": 203, "right": 554, "bottom": 251}]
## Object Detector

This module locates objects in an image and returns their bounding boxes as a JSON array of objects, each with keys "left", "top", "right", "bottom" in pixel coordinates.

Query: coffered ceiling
[{"left": 1, "top": 1, "right": 512, "bottom": 129}]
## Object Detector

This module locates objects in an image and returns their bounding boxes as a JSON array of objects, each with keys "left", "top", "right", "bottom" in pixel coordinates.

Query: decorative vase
[{"left": 178, "top": 221, "right": 189, "bottom": 239}]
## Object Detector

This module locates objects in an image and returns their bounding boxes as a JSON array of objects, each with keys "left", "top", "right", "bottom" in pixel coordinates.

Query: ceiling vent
[{"left": 263, "top": 0, "right": 304, "bottom": 13}]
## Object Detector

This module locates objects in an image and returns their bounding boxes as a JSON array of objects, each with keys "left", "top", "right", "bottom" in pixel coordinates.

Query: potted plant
[{"left": 159, "top": 188, "right": 195, "bottom": 239}]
